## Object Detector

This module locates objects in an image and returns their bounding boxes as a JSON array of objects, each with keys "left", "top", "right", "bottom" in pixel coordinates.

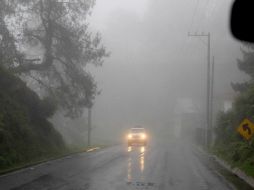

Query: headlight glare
[{"left": 141, "top": 133, "right": 146, "bottom": 139}]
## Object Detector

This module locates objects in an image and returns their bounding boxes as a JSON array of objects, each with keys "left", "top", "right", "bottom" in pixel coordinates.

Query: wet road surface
[{"left": 0, "top": 141, "right": 235, "bottom": 190}]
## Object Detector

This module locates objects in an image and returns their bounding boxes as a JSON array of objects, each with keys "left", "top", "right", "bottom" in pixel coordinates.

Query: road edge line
[
  {"left": 212, "top": 155, "right": 254, "bottom": 188},
  {"left": 0, "top": 146, "right": 102, "bottom": 178},
  {"left": 194, "top": 145, "right": 254, "bottom": 188}
]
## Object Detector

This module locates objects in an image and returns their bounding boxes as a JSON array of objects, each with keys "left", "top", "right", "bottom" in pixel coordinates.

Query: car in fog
[{"left": 127, "top": 127, "right": 147, "bottom": 146}]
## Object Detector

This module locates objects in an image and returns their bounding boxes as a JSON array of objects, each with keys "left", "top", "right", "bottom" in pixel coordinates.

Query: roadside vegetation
[
  {"left": 0, "top": 0, "right": 107, "bottom": 173},
  {"left": 0, "top": 66, "right": 67, "bottom": 172},
  {"left": 213, "top": 45, "right": 254, "bottom": 177}
]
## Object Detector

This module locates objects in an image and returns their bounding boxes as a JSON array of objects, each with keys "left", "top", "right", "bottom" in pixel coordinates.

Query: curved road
[{"left": 0, "top": 141, "right": 234, "bottom": 190}]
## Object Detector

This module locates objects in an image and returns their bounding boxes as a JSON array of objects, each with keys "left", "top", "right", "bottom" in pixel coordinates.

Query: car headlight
[{"left": 141, "top": 133, "right": 146, "bottom": 139}]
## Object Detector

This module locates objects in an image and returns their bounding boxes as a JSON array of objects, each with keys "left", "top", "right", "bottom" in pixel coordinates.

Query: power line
[
  {"left": 188, "top": 0, "right": 200, "bottom": 33},
  {"left": 195, "top": 1, "right": 209, "bottom": 31},
  {"left": 175, "top": 0, "right": 201, "bottom": 64},
  {"left": 196, "top": 0, "right": 219, "bottom": 32}
]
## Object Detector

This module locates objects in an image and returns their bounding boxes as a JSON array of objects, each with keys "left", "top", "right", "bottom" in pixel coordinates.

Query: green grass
[
  {"left": 212, "top": 142, "right": 254, "bottom": 178},
  {"left": 240, "top": 160, "right": 254, "bottom": 177}
]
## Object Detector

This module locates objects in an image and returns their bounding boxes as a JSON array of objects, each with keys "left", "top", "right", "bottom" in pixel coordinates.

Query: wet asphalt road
[{"left": 0, "top": 141, "right": 234, "bottom": 190}]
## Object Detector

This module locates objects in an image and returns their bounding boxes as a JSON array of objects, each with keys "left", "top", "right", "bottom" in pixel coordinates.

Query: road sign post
[{"left": 237, "top": 118, "right": 254, "bottom": 141}]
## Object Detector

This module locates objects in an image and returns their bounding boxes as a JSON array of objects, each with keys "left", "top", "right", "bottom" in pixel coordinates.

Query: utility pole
[
  {"left": 87, "top": 106, "right": 92, "bottom": 147},
  {"left": 188, "top": 32, "right": 211, "bottom": 147},
  {"left": 210, "top": 56, "right": 215, "bottom": 145}
]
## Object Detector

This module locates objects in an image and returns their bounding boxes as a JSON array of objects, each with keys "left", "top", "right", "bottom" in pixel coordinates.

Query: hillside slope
[{"left": 0, "top": 67, "right": 66, "bottom": 171}]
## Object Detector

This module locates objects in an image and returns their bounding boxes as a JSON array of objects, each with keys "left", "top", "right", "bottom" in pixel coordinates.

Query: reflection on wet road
[
  {"left": 127, "top": 146, "right": 146, "bottom": 183},
  {"left": 0, "top": 141, "right": 235, "bottom": 190}
]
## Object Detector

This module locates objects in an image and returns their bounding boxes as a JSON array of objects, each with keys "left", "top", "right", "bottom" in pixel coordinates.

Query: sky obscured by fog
[{"left": 87, "top": 0, "right": 246, "bottom": 142}]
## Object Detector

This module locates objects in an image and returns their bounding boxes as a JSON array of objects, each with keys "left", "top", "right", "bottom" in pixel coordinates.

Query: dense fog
[
  {"left": 2, "top": 1, "right": 254, "bottom": 189},
  {"left": 80, "top": 0, "right": 246, "bottom": 144}
]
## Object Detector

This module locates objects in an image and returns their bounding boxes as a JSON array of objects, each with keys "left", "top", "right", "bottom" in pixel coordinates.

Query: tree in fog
[
  {"left": 231, "top": 45, "right": 254, "bottom": 93},
  {"left": 215, "top": 44, "right": 254, "bottom": 144},
  {"left": 0, "top": 0, "right": 23, "bottom": 68},
  {"left": 8, "top": 0, "right": 108, "bottom": 117}
]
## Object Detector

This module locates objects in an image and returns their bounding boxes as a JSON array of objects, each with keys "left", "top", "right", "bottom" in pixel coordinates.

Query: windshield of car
[{"left": 131, "top": 128, "right": 145, "bottom": 134}]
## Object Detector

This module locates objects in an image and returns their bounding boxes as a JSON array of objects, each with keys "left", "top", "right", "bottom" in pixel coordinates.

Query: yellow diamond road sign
[{"left": 237, "top": 118, "right": 254, "bottom": 140}]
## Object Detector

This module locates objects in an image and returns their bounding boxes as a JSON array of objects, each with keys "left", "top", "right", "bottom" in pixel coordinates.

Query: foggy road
[{"left": 0, "top": 141, "right": 234, "bottom": 190}]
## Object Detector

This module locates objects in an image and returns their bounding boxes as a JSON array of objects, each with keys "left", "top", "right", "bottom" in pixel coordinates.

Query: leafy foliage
[
  {"left": 1, "top": 2, "right": 68, "bottom": 170},
  {"left": 214, "top": 45, "right": 254, "bottom": 177},
  {"left": 7, "top": 0, "right": 109, "bottom": 117},
  {"left": 0, "top": 66, "right": 66, "bottom": 170},
  {"left": 231, "top": 45, "right": 254, "bottom": 92},
  {"left": 237, "top": 45, "right": 254, "bottom": 78},
  {"left": 0, "top": 0, "right": 24, "bottom": 69},
  {"left": 0, "top": 0, "right": 106, "bottom": 172}
]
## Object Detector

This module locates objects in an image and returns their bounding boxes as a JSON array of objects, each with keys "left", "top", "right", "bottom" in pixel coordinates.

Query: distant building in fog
[{"left": 173, "top": 98, "right": 203, "bottom": 140}]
